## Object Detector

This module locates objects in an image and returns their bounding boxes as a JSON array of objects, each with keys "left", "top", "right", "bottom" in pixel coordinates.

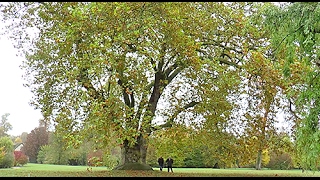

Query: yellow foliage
[
  {"left": 262, "top": 149, "right": 270, "bottom": 166},
  {"left": 14, "top": 137, "right": 23, "bottom": 144},
  {"left": 0, "top": 146, "right": 6, "bottom": 162}
]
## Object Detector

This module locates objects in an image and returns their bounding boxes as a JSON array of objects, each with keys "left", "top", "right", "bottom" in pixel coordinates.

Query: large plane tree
[{"left": 0, "top": 2, "right": 267, "bottom": 170}]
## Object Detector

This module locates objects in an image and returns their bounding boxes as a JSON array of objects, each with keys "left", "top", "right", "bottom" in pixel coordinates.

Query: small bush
[
  {"left": 87, "top": 149, "right": 104, "bottom": 167},
  {"left": 266, "top": 151, "right": 293, "bottom": 170},
  {"left": 0, "top": 153, "right": 14, "bottom": 168},
  {"left": 103, "top": 154, "right": 120, "bottom": 169},
  {"left": 14, "top": 151, "right": 28, "bottom": 166},
  {"left": 0, "top": 137, "right": 14, "bottom": 168}
]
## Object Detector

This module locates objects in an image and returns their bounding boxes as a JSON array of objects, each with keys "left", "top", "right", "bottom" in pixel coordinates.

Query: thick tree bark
[
  {"left": 255, "top": 149, "right": 262, "bottom": 170},
  {"left": 113, "top": 134, "right": 153, "bottom": 170}
]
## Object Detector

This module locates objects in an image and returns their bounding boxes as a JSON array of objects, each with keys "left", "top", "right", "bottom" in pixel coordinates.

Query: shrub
[
  {"left": 0, "top": 136, "right": 14, "bottom": 168},
  {"left": 87, "top": 149, "right": 104, "bottom": 167},
  {"left": 66, "top": 146, "right": 88, "bottom": 166},
  {"left": 266, "top": 151, "right": 293, "bottom": 170},
  {"left": 0, "top": 147, "right": 5, "bottom": 162},
  {"left": 1, "top": 153, "right": 14, "bottom": 168},
  {"left": 37, "top": 146, "right": 47, "bottom": 164},
  {"left": 103, "top": 154, "right": 120, "bottom": 169},
  {"left": 184, "top": 149, "right": 205, "bottom": 168},
  {"left": 14, "top": 151, "right": 28, "bottom": 166}
]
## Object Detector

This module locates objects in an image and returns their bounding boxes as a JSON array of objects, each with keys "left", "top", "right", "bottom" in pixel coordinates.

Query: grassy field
[{"left": 1, "top": 163, "right": 320, "bottom": 177}]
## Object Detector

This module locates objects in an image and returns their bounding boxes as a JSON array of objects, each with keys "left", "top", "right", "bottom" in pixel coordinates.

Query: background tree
[
  {"left": 267, "top": 131, "right": 295, "bottom": 170},
  {"left": 257, "top": 2, "right": 320, "bottom": 171},
  {"left": 0, "top": 136, "right": 14, "bottom": 168},
  {"left": 20, "top": 132, "right": 28, "bottom": 144},
  {"left": 21, "top": 126, "right": 49, "bottom": 163},
  {"left": 38, "top": 118, "right": 51, "bottom": 131},
  {"left": 147, "top": 125, "right": 196, "bottom": 168},
  {"left": 0, "top": 2, "right": 270, "bottom": 170},
  {"left": 239, "top": 51, "right": 286, "bottom": 170},
  {"left": 0, "top": 113, "right": 13, "bottom": 137},
  {"left": 14, "top": 137, "right": 22, "bottom": 144},
  {"left": 148, "top": 125, "right": 240, "bottom": 168},
  {"left": 0, "top": 147, "right": 5, "bottom": 166},
  {"left": 36, "top": 132, "right": 69, "bottom": 165}
]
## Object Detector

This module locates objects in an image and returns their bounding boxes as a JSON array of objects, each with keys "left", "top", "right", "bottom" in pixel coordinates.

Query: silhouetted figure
[
  {"left": 158, "top": 156, "right": 164, "bottom": 171},
  {"left": 166, "top": 157, "right": 173, "bottom": 172}
]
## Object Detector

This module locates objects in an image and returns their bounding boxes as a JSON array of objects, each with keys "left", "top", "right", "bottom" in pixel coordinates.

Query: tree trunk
[
  {"left": 255, "top": 149, "right": 262, "bottom": 170},
  {"left": 113, "top": 134, "right": 153, "bottom": 170}
]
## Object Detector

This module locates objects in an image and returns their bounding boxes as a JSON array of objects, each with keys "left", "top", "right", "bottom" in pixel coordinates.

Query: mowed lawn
[{"left": 1, "top": 163, "right": 320, "bottom": 177}]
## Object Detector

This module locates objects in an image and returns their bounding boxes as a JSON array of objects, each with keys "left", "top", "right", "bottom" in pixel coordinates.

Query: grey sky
[{"left": 0, "top": 37, "right": 42, "bottom": 136}]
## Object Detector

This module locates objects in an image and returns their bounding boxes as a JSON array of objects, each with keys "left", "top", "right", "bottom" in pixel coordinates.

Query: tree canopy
[
  {"left": 1, "top": 2, "right": 318, "bottom": 171},
  {"left": 257, "top": 2, "right": 320, "bottom": 171}
]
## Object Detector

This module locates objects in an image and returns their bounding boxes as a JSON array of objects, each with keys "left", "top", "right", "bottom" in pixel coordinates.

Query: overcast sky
[{"left": 0, "top": 37, "right": 42, "bottom": 136}]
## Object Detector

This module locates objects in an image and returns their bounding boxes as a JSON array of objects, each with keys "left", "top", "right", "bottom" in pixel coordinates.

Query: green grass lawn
[{"left": 1, "top": 163, "right": 320, "bottom": 177}]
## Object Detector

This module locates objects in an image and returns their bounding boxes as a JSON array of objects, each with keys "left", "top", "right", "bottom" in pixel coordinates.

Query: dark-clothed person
[
  {"left": 158, "top": 156, "right": 164, "bottom": 171},
  {"left": 166, "top": 157, "right": 173, "bottom": 172}
]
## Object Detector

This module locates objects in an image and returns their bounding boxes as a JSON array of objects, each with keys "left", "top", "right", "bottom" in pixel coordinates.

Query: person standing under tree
[
  {"left": 166, "top": 157, "right": 173, "bottom": 172},
  {"left": 158, "top": 156, "right": 164, "bottom": 171}
]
